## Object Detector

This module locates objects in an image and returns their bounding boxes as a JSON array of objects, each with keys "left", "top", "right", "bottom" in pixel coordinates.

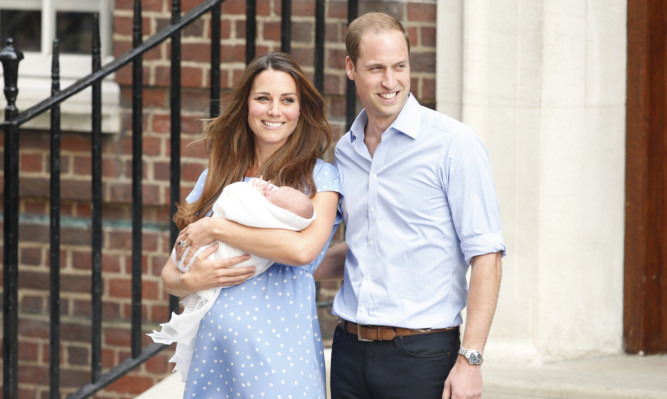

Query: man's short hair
[{"left": 345, "top": 12, "right": 410, "bottom": 66}]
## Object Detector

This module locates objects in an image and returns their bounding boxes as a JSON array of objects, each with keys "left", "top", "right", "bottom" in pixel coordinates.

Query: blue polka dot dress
[{"left": 183, "top": 159, "right": 341, "bottom": 399}]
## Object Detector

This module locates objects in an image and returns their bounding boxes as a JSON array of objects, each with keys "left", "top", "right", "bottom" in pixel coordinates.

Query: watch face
[{"left": 468, "top": 351, "right": 482, "bottom": 364}]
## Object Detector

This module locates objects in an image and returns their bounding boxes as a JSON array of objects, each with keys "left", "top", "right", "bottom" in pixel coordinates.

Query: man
[{"left": 315, "top": 12, "right": 505, "bottom": 399}]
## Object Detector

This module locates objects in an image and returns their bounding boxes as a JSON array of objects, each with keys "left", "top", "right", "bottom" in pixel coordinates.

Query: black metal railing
[{"left": 0, "top": 0, "right": 358, "bottom": 398}]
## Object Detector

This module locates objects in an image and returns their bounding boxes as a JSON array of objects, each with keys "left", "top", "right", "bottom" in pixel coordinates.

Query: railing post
[
  {"left": 131, "top": 0, "right": 144, "bottom": 359},
  {"left": 346, "top": 0, "right": 359, "bottom": 131},
  {"left": 246, "top": 0, "right": 256, "bottom": 64},
  {"left": 0, "top": 37, "right": 24, "bottom": 399},
  {"left": 170, "top": 0, "right": 183, "bottom": 314},
  {"left": 49, "top": 38, "right": 62, "bottom": 399},
  {"left": 91, "top": 13, "right": 104, "bottom": 383}
]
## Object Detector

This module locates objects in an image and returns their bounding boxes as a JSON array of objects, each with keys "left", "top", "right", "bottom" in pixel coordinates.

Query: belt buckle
[{"left": 357, "top": 324, "right": 373, "bottom": 342}]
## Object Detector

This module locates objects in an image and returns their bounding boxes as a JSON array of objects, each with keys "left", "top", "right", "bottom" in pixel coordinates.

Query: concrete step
[{"left": 139, "top": 351, "right": 667, "bottom": 399}]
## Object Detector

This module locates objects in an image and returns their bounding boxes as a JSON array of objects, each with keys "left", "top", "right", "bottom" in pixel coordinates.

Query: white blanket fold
[{"left": 148, "top": 180, "right": 314, "bottom": 381}]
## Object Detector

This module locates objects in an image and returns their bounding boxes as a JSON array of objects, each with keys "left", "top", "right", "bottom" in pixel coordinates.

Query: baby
[
  {"left": 149, "top": 177, "right": 315, "bottom": 381},
  {"left": 175, "top": 178, "right": 314, "bottom": 274}
]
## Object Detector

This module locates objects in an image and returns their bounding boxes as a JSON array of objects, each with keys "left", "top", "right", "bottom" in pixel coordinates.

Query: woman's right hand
[{"left": 162, "top": 243, "right": 256, "bottom": 297}]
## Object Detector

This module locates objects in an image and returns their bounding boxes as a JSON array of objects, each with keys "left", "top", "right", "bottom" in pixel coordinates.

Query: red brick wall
[{"left": 0, "top": 0, "right": 436, "bottom": 397}]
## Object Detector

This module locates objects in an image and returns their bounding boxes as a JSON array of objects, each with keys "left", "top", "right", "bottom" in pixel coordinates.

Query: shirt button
[
  {"left": 371, "top": 173, "right": 377, "bottom": 179},
  {"left": 360, "top": 306, "right": 367, "bottom": 313},
  {"left": 370, "top": 206, "right": 376, "bottom": 213},
  {"left": 369, "top": 241, "right": 374, "bottom": 246}
]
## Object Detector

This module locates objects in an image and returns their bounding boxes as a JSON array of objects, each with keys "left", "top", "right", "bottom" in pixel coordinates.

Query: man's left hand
[{"left": 442, "top": 357, "right": 482, "bottom": 399}]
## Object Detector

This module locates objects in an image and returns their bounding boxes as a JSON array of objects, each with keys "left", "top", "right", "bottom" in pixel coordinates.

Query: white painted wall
[{"left": 437, "top": 0, "right": 627, "bottom": 363}]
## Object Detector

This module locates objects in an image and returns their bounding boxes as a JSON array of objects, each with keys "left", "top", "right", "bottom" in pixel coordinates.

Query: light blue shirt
[{"left": 332, "top": 94, "right": 506, "bottom": 329}]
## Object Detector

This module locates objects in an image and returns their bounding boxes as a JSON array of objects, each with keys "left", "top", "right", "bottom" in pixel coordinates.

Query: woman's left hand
[{"left": 174, "top": 217, "right": 225, "bottom": 263}]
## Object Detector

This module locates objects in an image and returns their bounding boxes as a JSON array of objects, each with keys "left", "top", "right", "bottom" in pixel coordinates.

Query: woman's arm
[
  {"left": 176, "top": 191, "right": 340, "bottom": 266},
  {"left": 161, "top": 243, "right": 256, "bottom": 297}
]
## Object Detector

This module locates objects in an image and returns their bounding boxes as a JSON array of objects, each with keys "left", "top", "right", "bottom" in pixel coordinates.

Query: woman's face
[{"left": 247, "top": 68, "right": 301, "bottom": 155}]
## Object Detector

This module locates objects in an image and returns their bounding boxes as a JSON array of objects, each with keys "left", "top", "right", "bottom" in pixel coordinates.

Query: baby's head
[{"left": 267, "top": 186, "right": 314, "bottom": 219}]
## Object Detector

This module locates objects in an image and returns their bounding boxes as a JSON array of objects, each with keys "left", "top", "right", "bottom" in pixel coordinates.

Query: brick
[
  {"left": 73, "top": 155, "right": 92, "bottom": 176},
  {"left": 325, "top": 21, "right": 343, "bottom": 43},
  {"left": 327, "top": 1, "right": 348, "bottom": 19},
  {"left": 21, "top": 199, "right": 47, "bottom": 214},
  {"left": 422, "top": 77, "right": 436, "bottom": 101},
  {"left": 18, "top": 364, "right": 49, "bottom": 385},
  {"left": 20, "top": 152, "right": 44, "bottom": 173},
  {"left": 407, "top": 26, "right": 419, "bottom": 48},
  {"left": 61, "top": 133, "right": 91, "bottom": 154},
  {"left": 18, "top": 387, "right": 38, "bottom": 399},
  {"left": 108, "top": 277, "right": 132, "bottom": 298},
  {"left": 61, "top": 178, "right": 93, "bottom": 200},
  {"left": 105, "top": 327, "right": 131, "bottom": 347},
  {"left": 221, "top": 0, "right": 246, "bottom": 15},
  {"left": 59, "top": 368, "right": 90, "bottom": 389},
  {"left": 145, "top": 352, "right": 171, "bottom": 374},
  {"left": 143, "top": 183, "right": 163, "bottom": 206},
  {"left": 61, "top": 321, "right": 92, "bottom": 343},
  {"left": 324, "top": 73, "right": 344, "bottom": 96},
  {"left": 154, "top": 65, "right": 205, "bottom": 88},
  {"left": 102, "top": 253, "right": 123, "bottom": 273},
  {"left": 62, "top": 225, "right": 93, "bottom": 246},
  {"left": 359, "top": 2, "right": 405, "bottom": 20},
  {"left": 107, "top": 374, "right": 154, "bottom": 394},
  {"left": 18, "top": 223, "right": 49, "bottom": 244},
  {"left": 19, "top": 176, "right": 49, "bottom": 197},
  {"left": 102, "top": 348, "right": 117, "bottom": 369},
  {"left": 182, "top": 42, "right": 212, "bottom": 63},
  {"left": 293, "top": 0, "right": 316, "bottom": 16},
  {"left": 20, "top": 246, "right": 43, "bottom": 265},
  {"left": 410, "top": 51, "right": 436, "bottom": 73},
  {"left": 62, "top": 273, "right": 92, "bottom": 294},
  {"left": 149, "top": 303, "right": 170, "bottom": 323},
  {"left": 220, "top": 44, "right": 246, "bottom": 63},
  {"left": 184, "top": 18, "right": 206, "bottom": 38},
  {"left": 327, "top": 48, "right": 347, "bottom": 70},
  {"left": 21, "top": 295, "right": 44, "bottom": 314},
  {"left": 292, "top": 21, "right": 314, "bottom": 44},
  {"left": 103, "top": 301, "right": 122, "bottom": 320},
  {"left": 422, "top": 26, "right": 436, "bottom": 47},
  {"left": 407, "top": 3, "right": 437, "bottom": 23},
  {"left": 108, "top": 181, "right": 132, "bottom": 202},
  {"left": 67, "top": 345, "right": 89, "bottom": 366},
  {"left": 143, "top": 88, "right": 169, "bottom": 108},
  {"left": 18, "top": 318, "right": 49, "bottom": 339},
  {"left": 142, "top": 280, "right": 160, "bottom": 300},
  {"left": 72, "top": 299, "right": 93, "bottom": 318},
  {"left": 18, "top": 340, "right": 39, "bottom": 362},
  {"left": 208, "top": 18, "right": 232, "bottom": 40},
  {"left": 107, "top": 229, "right": 132, "bottom": 251},
  {"left": 183, "top": 113, "right": 208, "bottom": 135},
  {"left": 262, "top": 21, "right": 281, "bottom": 42},
  {"left": 143, "top": 136, "right": 162, "bottom": 156}
]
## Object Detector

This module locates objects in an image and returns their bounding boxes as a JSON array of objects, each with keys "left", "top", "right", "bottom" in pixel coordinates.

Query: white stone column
[{"left": 436, "top": 0, "right": 627, "bottom": 363}]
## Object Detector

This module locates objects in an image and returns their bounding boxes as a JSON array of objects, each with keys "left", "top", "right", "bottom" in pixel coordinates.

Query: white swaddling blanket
[{"left": 148, "top": 179, "right": 314, "bottom": 381}]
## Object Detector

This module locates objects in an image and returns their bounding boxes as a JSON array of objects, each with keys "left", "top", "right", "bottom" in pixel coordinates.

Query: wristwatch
[{"left": 458, "top": 346, "right": 483, "bottom": 365}]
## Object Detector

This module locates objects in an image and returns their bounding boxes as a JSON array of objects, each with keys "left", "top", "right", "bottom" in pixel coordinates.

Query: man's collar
[{"left": 349, "top": 94, "right": 420, "bottom": 143}]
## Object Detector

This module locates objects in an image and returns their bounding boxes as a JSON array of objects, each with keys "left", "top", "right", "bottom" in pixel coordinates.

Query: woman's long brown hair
[{"left": 174, "top": 52, "right": 332, "bottom": 229}]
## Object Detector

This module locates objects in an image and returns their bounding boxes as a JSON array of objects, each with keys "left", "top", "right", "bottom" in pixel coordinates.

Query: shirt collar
[{"left": 348, "top": 93, "right": 421, "bottom": 143}]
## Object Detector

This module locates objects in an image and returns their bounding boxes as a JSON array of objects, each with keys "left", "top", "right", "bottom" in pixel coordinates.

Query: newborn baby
[{"left": 149, "top": 177, "right": 315, "bottom": 381}]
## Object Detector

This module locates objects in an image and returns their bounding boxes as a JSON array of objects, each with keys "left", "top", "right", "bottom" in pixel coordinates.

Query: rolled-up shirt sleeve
[{"left": 443, "top": 130, "right": 506, "bottom": 265}]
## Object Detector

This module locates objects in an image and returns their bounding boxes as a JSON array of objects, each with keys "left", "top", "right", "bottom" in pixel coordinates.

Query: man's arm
[
  {"left": 313, "top": 241, "right": 347, "bottom": 281},
  {"left": 443, "top": 251, "right": 502, "bottom": 399}
]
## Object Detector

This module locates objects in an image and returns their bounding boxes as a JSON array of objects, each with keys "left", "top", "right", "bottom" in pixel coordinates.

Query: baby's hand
[{"left": 252, "top": 176, "right": 274, "bottom": 198}]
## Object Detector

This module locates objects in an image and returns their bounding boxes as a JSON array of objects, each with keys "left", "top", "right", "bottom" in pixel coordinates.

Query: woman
[{"left": 161, "top": 52, "right": 341, "bottom": 398}]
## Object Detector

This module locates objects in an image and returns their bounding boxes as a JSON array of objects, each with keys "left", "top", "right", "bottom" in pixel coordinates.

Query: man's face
[{"left": 346, "top": 29, "right": 410, "bottom": 129}]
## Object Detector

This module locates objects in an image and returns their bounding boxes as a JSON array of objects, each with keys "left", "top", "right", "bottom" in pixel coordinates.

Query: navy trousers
[{"left": 330, "top": 325, "right": 460, "bottom": 399}]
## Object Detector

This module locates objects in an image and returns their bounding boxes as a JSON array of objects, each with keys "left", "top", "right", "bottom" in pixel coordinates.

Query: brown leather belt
[{"left": 339, "top": 319, "right": 458, "bottom": 342}]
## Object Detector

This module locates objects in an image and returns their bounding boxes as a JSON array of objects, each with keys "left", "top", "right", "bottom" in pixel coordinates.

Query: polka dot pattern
[{"left": 183, "top": 160, "right": 341, "bottom": 398}]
